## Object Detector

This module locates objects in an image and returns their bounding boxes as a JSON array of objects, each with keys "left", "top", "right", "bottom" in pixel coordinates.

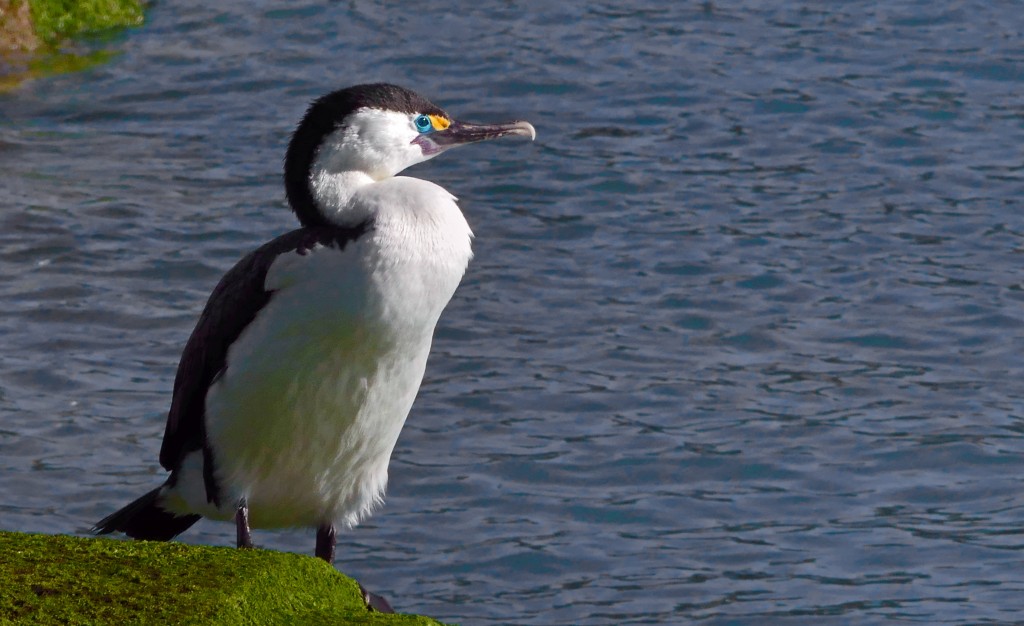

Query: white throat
[{"left": 309, "top": 169, "right": 375, "bottom": 226}]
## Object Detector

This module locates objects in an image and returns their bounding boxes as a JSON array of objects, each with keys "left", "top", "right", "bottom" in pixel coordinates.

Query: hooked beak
[{"left": 415, "top": 119, "right": 536, "bottom": 155}]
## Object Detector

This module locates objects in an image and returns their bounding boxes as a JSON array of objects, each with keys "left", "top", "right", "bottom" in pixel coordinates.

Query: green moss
[
  {"left": 0, "top": 0, "right": 144, "bottom": 90},
  {"left": 26, "top": 0, "right": 144, "bottom": 47},
  {"left": 0, "top": 531, "right": 450, "bottom": 625}
]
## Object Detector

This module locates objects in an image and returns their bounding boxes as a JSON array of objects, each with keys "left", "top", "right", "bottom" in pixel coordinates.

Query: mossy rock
[
  {"left": 1, "top": 0, "right": 143, "bottom": 50},
  {"left": 1, "top": 0, "right": 144, "bottom": 89},
  {"left": 0, "top": 531, "right": 449, "bottom": 625}
]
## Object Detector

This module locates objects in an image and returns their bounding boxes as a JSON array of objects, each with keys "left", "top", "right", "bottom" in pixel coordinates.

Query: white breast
[{"left": 166, "top": 177, "right": 473, "bottom": 529}]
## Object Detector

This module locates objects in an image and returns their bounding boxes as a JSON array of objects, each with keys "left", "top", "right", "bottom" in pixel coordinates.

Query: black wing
[{"left": 158, "top": 223, "right": 371, "bottom": 486}]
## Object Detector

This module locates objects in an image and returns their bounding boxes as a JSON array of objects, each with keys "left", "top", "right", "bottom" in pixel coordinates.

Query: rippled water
[{"left": 3, "top": 1, "right": 1024, "bottom": 624}]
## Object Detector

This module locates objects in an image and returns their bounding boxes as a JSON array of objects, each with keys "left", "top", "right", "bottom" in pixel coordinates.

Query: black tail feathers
[{"left": 93, "top": 486, "right": 201, "bottom": 541}]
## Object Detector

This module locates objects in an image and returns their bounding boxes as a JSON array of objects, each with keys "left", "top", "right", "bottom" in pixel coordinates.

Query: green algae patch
[
  {"left": 0, "top": 531, "right": 449, "bottom": 625},
  {"left": 25, "top": 0, "right": 144, "bottom": 47},
  {"left": 1, "top": 0, "right": 143, "bottom": 91}
]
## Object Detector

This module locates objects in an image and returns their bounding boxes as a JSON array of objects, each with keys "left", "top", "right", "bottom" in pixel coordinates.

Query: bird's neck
[{"left": 310, "top": 170, "right": 377, "bottom": 227}]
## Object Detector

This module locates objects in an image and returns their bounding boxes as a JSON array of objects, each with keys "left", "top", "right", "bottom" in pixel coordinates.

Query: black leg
[
  {"left": 235, "top": 498, "right": 253, "bottom": 549},
  {"left": 315, "top": 524, "right": 336, "bottom": 563}
]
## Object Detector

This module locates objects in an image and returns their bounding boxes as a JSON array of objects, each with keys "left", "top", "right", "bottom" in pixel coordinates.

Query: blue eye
[{"left": 413, "top": 114, "right": 433, "bottom": 133}]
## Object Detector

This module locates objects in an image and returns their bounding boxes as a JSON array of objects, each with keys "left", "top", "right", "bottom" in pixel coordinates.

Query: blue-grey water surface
[{"left": 2, "top": 1, "right": 1024, "bottom": 624}]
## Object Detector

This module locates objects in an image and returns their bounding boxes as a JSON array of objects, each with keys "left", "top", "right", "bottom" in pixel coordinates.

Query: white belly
[
  {"left": 208, "top": 324, "right": 432, "bottom": 528},
  {"left": 165, "top": 225, "right": 467, "bottom": 529}
]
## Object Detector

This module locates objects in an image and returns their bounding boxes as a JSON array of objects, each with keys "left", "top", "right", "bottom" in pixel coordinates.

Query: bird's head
[{"left": 285, "top": 83, "right": 535, "bottom": 227}]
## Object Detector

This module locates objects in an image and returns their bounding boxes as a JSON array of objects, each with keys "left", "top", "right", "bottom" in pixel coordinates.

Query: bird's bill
[
  {"left": 439, "top": 119, "right": 537, "bottom": 144},
  {"left": 416, "top": 119, "right": 536, "bottom": 155}
]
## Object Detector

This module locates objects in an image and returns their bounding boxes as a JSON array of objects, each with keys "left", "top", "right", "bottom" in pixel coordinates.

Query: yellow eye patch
[{"left": 428, "top": 115, "right": 451, "bottom": 130}]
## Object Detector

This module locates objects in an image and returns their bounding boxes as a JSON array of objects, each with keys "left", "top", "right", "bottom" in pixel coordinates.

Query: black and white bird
[{"left": 95, "top": 83, "right": 535, "bottom": 608}]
